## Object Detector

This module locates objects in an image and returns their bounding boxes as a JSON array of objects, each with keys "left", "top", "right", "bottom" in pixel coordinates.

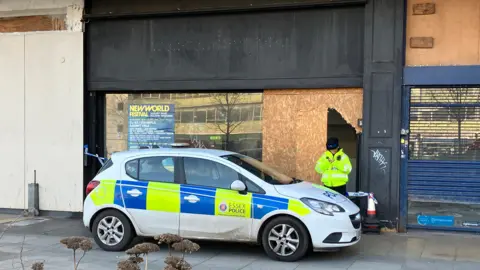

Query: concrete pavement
[{"left": 0, "top": 217, "right": 480, "bottom": 269}]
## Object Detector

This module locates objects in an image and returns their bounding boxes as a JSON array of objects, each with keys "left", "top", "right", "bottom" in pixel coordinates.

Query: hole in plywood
[{"left": 327, "top": 108, "right": 358, "bottom": 191}]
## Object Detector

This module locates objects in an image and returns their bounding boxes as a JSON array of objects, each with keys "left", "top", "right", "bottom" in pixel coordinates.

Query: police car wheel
[
  {"left": 261, "top": 216, "right": 310, "bottom": 262},
  {"left": 92, "top": 209, "right": 134, "bottom": 252}
]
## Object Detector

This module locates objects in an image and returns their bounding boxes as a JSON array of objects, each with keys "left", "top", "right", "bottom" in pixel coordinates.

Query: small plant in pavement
[
  {"left": 155, "top": 233, "right": 182, "bottom": 255},
  {"left": 118, "top": 242, "right": 160, "bottom": 270},
  {"left": 31, "top": 262, "right": 44, "bottom": 270},
  {"left": 59, "top": 236, "right": 93, "bottom": 270},
  {"left": 164, "top": 238, "right": 200, "bottom": 270}
]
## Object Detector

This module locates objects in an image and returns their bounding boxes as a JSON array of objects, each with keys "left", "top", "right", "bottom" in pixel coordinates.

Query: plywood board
[{"left": 263, "top": 88, "right": 363, "bottom": 183}]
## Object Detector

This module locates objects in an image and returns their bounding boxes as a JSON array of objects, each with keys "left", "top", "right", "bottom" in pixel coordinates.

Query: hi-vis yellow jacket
[{"left": 314, "top": 148, "right": 352, "bottom": 187}]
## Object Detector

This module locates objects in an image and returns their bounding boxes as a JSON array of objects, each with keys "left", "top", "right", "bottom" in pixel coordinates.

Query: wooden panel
[
  {"left": 263, "top": 89, "right": 363, "bottom": 183},
  {"left": 406, "top": 0, "right": 480, "bottom": 66},
  {"left": 0, "top": 15, "right": 66, "bottom": 33},
  {"left": 412, "top": 3, "right": 435, "bottom": 15},
  {"left": 410, "top": 37, "right": 434, "bottom": 48}
]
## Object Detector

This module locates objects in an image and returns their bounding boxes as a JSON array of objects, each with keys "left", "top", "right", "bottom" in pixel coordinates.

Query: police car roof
[{"left": 111, "top": 148, "right": 236, "bottom": 161}]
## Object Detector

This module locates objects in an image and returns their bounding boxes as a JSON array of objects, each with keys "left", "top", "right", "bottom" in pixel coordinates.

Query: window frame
[
  {"left": 179, "top": 156, "right": 265, "bottom": 194},
  {"left": 124, "top": 156, "right": 181, "bottom": 184}
]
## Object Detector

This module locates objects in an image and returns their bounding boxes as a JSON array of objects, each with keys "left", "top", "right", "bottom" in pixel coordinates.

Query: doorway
[{"left": 327, "top": 108, "right": 359, "bottom": 192}]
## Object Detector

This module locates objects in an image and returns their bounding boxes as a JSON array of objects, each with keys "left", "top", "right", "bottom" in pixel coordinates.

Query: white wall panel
[
  {"left": 0, "top": 34, "right": 26, "bottom": 209},
  {"left": 25, "top": 31, "right": 83, "bottom": 212}
]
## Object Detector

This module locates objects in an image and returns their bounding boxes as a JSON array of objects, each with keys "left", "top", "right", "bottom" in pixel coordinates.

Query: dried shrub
[
  {"left": 128, "top": 257, "right": 144, "bottom": 264},
  {"left": 124, "top": 242, "right": 160, "bottom": 270},
  {"left": 163, "top": 266, "right": 177, "bottom": 270},
  {"left": 133, "top": 243, "right": 160, "bottom": 254},
  {"left": 164, "top": 256, "right": 192, "bottom": 270},
  {"left": 155, "top": 234, "right": 183, "bottom": 245},
  {"left": 60, "top": 236, "right": 93, "bottom": 270},
  {"left": 60, "top": 236, "right": 93, "bottom": 251},
  {"left": 31, "top": 262, "right": 44, "bottom": 270},
  {"left": 163, "top": 239, "right": 199, "bottom": 270},
  {"left": 172, "top": 239, "right": 200, "bottom": 254},
  {"left": 155, "top": 234, "right": 183, "bottom": 255},
  {"left": 117, "top": 259, "right": 141, "bottom": 270}
]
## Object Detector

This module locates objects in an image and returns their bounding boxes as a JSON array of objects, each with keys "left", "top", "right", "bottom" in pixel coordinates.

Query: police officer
[{"left": 314, "top": 137, "right": 352, "bottom": 196}]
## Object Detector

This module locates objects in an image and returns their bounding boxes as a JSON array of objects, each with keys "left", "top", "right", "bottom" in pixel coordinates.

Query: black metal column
[{"left": 360, "top": 0, "right": 405, "bottom": 229}]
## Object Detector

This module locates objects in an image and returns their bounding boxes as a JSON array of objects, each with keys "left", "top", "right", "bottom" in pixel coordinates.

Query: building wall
[
  {"left": 0, "top": 0, "right": 83, "bottom": 212},
  {"left": 406, "top": 0, "right": 480, "bottom": 66}
]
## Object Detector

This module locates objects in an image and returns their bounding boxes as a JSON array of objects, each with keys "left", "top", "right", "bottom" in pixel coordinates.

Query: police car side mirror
[{"left": 231, "top": 180, "right": 246, "bottom": 192}]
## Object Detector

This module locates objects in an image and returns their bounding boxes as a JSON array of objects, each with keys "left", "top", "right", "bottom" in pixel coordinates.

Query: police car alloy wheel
[
  {"left": 92, "top": 209, "right": 134, "bottom": 251},
  {"left": 97, "top": 216, "right": 124, "bottom": 246},
  {"left": 268, "top": 224, "right": 300, "bottom": 257},
  {"left": 261, "top": 216, "right": 310, "bottom": 262}
]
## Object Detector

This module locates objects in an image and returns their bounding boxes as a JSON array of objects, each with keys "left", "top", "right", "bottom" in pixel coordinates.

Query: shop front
[
  {"left": 402, "top": 68, "right": 480, "bottom": 232},
  {"left": 84, "top": 0, "right": 405, "bottom": 227}
]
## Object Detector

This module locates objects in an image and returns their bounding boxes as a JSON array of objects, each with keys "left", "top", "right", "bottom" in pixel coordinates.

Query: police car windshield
[{"left": 221, "top": 154, "right": 293, "bottom": 185}]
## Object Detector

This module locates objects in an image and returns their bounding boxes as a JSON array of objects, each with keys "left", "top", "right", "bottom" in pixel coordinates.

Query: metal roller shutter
[{"left": 408, "top": 88, "right": 480, "bottom": 205}]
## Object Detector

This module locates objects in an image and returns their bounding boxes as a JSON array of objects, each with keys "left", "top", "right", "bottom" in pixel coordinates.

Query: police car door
[
  {"left": 179, "top": 157, "right": 252, "bottom": 241},
  {"left": 122, "top": 155, "right": 180, "bottom": 236}
]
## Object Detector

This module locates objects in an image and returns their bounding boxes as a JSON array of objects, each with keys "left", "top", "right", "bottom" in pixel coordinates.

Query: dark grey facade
[{"left": 84, "top": 0, "right": 405, "bottom": 229}]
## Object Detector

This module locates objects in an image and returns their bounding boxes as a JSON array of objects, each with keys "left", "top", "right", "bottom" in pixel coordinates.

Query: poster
[{"left": 127, "top": 104, "right": 175, "bottom": 150}]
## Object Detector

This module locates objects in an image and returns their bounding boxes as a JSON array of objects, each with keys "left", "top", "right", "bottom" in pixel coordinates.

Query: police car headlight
[{"left": 300, "top": 198, "right": 345, "bottom": 216}]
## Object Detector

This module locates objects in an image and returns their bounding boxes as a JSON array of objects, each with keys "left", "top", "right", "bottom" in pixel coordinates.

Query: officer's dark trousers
[{"left": 325, "top": 184, "right": 347, "bottom": 196}]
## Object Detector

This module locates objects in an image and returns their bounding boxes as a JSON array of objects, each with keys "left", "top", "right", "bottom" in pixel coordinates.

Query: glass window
[
  {"left": 222, "top": 154, "right": 293, "bottom": 185},
  {"left": 180, "top": 111, "right": 194, "bottom": 123},
  {"left": 183, "top": 157, "right": 239, "bottom": 189},
  {"left": 240, "top": 105, "right": 253, "bottom": 121},
  {"left": 125, "top": 159, "right": 139, "bottom": 179},
  {"left": 138, "top": 157, "right": 175, "bottom": 182},
  {"left": 125, "top": 157, "right": 175, "bottom": 182},
  {"left": 216, "top": 109, "right": 226, "bottom": 122},
  {"left": 231, "top": 108, "right": 241, "bottom": 122},
  {"left": 160, "top": 93, "right": 170, "bottom": 99},
  {"left": 206, "top": 109, "right": 216, "bottom": 123},
  {"left": 253, "top": 104, "right": 262, "bottom": 121},
  {"left": 194, "top": 110, "right": 207, "bottom": 123},
  {"left": 105, "top": 92, "right": 263, "bottom": 159},
  {"left": 241, "top": 176, "right": 263, "bottom": 193}
]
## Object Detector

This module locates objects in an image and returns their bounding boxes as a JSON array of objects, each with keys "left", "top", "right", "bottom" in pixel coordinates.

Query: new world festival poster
[{"left": 127, "top": 104, "right": 175, "bottom": 149}]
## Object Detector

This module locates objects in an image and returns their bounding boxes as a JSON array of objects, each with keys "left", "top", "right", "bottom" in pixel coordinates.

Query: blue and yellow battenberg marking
[{"left": 91, "top": 180, "right": 311, "bottom": 219}]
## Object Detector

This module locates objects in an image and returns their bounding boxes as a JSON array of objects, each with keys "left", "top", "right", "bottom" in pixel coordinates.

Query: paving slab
[
  {"left": 0, "top": 218, "right": 479, "bottom": 269},
  {"left": 348, "top": 260, "right": 403, "bottom": 270}
]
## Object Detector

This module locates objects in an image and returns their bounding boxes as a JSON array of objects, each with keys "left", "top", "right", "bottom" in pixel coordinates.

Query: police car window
[
  {"left": 183, "top": 157, "right": 238, "bottom": 189},
  {"left": 221, "top": 154, "right": 293, "bottom": 185},
  {"left": 125, "top": 159, "right": 139, "bottom": 179},
  {"left": 136, "top": 156, "right": 175, "bottom": 183}
]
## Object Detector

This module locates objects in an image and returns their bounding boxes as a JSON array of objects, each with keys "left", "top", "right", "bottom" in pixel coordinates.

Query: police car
[{"left": 83, "top": 148, "right": 361, "bottom": 262}]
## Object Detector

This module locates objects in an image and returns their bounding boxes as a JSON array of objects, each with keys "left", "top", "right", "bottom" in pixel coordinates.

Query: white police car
[{"left": 83, "top": 148, "right": 361, "bottom": 261}]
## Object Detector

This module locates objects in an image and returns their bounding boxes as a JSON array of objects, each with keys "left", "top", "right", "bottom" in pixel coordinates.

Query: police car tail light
[
  {"left": 300, "top": 198, "right": 345, "bottom": 216},
  {"left": 86, "top": 180, "right": 100, "bottom": 196}
]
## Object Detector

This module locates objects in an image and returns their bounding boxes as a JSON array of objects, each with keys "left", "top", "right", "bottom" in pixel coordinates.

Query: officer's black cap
[{"left": 326, "top": 137, "right": 339, "bottom": 150}]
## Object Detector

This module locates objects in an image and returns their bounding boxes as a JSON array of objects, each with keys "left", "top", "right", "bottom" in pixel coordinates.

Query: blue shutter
[{"left": 408, "top": 88, "right": 480, "bottom": 204}]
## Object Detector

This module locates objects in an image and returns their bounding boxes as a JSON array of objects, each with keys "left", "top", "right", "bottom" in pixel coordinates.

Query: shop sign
[
  {"left": 127, "top": 104, "right": 175, "bottom": 149},
  {"left": 209, "top": 136, "right": 222, "bottom": 141},
  {"left": 417, "top": 215, "right": 454, "bottom": 227}
]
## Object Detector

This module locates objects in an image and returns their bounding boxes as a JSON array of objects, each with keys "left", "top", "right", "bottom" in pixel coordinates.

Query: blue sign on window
[
  {"left": 127, "top": 104, "right": 175, "bottom": 150},
  {"left": 417, "top": 215, "right": 454, "bottom": 227}
]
